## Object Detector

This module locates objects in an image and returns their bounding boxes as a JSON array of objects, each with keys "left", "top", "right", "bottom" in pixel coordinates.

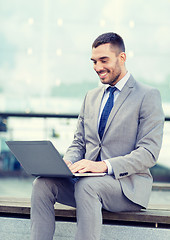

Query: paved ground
[{"left": 0, "top": 217, "right": 170, "bottom": 240}]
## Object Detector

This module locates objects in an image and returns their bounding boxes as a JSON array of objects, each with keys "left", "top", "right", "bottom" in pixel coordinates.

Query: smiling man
[
  {"left": 31, "top": 32, "right": 164, "bottom": 240},
  {"left": 91, "top": 39, "right": 126, "bottom": 86}
]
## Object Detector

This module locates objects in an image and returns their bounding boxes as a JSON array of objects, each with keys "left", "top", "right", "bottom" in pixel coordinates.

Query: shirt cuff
[{"left": 104, "top": 160, "right": 114, "bottom": 175}]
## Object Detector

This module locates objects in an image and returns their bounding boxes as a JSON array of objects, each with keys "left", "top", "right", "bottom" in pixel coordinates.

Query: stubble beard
[
  {"left": 109, "top": 72, "right": 121, "bottom": 86},
  {"left": 100, "top": 69, "right": 121, "bottom": 86}
]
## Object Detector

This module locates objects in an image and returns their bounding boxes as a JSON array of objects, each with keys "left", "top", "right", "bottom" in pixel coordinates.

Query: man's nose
[{"left": 94, "top": 62, "right": 104, "bottom": 72}]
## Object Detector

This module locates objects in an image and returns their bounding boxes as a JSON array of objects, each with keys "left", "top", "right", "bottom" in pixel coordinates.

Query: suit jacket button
[
  {"left": 99, "top": 143, "right": 101, "bottom": 147},
  {"left": 119, "top": 172, "right": 128, "bottom": 177}
]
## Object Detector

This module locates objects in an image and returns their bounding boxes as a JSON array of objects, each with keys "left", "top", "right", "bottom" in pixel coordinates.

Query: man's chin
[{"left": 100, "top": 78, "right": 109, "bottom": 84}]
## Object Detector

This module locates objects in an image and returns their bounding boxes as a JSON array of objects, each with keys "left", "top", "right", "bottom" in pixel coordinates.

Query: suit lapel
[{"left": 102, "top": 76, "right": 136, "bottom": 139}]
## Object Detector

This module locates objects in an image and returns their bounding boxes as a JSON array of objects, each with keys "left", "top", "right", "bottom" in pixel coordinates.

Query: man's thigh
[
  {"left": 53, "top": 177, "right": 77, "bottom": 207},
  {"left": 32, "top": 177, "right": 76, "bottom": 208},
  {"left": 75, "top": 175, "right": 141, "bottom": 212}
]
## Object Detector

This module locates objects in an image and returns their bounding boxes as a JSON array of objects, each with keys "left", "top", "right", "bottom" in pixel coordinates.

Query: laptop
[{"left": 6, "top": 141, "right": 106, "bottom": 178}]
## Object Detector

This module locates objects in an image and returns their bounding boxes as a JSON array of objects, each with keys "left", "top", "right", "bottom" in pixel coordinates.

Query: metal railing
[
  {"left": 0, "top": 112, "right": 169, "bottom": 120},
  {"left": 0, "top": 112, "right": 79, "bottom": 119}
]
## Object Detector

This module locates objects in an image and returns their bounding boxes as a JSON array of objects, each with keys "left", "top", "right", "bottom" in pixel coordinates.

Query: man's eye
[{"left": 102, "top": 60, "right": 107, "bottom": 63}]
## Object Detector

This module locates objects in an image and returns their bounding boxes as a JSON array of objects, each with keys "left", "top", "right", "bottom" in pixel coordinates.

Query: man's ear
[{"left": 119, "top": 52, "right": 126, "bottom": 64}]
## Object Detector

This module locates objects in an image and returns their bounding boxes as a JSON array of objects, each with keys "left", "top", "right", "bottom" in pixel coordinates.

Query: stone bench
[{"left": 0, "top": 197, "right": 170, "bottom": 229}]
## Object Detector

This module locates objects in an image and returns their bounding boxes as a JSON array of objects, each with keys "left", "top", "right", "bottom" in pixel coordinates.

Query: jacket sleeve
[
  {"left": 110, "top": 88, "right": 165, "bottom": 179},
  {"left": 63, "top": 96, "right": 86, "bottom": 163}
]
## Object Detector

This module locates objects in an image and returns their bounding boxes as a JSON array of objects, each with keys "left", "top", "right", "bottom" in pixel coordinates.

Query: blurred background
[{"left": 0, "top": 0, "right": 170, "bottom": 197}]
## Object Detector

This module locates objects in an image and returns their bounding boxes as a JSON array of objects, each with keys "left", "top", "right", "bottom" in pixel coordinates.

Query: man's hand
[
  {"left": 64, "top": 159, "right": 72, "bottom": 167},
  {"left": 69, "top": 159, "right": 108, "bottom": 173}
]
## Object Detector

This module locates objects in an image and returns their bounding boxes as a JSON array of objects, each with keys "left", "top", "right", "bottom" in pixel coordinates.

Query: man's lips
[{"left": 97, "top": 71, "right": 109, "bottom": 79}]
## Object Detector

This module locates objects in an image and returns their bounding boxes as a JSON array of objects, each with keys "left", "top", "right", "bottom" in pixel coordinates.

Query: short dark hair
[{"left": 92, "top": 32, "right": 125, "bottom": 53}]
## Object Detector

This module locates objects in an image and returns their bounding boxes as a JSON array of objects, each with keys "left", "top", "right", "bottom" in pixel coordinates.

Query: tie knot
[{"left": 108, "top": 86, "right": 117, "bottom": 94}]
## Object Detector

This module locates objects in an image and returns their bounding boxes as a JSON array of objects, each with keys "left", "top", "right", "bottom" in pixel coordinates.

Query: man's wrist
[
  {"left": 103, "top": 160, "right": 114, "bottom": 175},
  {"left": 101, "top": 161, "right": 108, "bottom": 172}
]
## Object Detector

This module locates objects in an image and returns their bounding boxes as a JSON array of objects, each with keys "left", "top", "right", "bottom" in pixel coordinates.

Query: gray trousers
[{"left": 31, "top": 175, "right": 141, "bottom": 240}]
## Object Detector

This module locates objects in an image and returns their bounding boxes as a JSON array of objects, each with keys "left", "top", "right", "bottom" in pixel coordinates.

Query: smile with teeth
[{"left": 98, "top": 71, "right": 109, "bottom": 78}]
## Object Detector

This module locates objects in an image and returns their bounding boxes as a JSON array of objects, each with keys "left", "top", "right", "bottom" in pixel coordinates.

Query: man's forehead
[
  {"left": 91, "top": 43, "right": 116, "bottom": 60},
  {"left": 91, "top": 56, "right": 109, "bottom": 62}
]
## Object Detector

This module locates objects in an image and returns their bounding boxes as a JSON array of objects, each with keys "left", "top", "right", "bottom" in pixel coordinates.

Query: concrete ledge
[
  {"left": 152, "top": 182, "right": 170, "bottom": 191},
  {"left": 0, "top": 197, "right": 170, "bottom": 228}
]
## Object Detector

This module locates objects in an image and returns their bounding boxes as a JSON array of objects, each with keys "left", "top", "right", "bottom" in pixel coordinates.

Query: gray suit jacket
[{"left": 64, "top": 75, "right": 164, "bottom": 208}]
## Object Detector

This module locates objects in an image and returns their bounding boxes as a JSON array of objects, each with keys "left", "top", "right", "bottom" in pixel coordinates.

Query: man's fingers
[
  {"left": 70, "top": 164, "right": 84, "bottom": 173},
  {"left": 70, "top": 160, "right": 88, "bottom": 173},
  {"left": 69, "top": 159, "right": 107, "bottom": 173},
  {"left": 64, "top": 159, "right": 72, "bottom": 167}
]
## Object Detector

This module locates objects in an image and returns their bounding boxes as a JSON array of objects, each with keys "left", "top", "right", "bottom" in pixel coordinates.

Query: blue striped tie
[{"left": 97, "top": 86, "right": 117, "bottom": 161}]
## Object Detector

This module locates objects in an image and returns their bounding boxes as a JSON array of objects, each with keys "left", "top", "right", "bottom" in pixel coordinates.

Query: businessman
[{"left": 31, "top": 32, "right": 164, "bottom": 240}]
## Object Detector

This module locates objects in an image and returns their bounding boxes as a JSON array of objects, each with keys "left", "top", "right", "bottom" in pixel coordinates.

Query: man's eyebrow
[{"left": 90, "top": 56, "right": 109, "bottom": 61}]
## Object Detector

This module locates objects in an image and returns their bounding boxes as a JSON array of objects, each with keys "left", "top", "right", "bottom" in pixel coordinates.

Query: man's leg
[
  {"left": 74, "top": 175, "right": 141, "bottom": 240},
  {"left": 30, "top": 177, "right": 76, "bottom": 240}
]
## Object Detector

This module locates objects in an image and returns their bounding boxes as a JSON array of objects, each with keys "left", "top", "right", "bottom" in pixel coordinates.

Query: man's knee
[
  {"left": 32, "top": 177, "right": 51, "bottom": 191},
  {"left": 32, "top": 177, "right": 57, "bottom": 201},
  {"left": 75, "top": 177, "right": 100, "bottom": 199}
]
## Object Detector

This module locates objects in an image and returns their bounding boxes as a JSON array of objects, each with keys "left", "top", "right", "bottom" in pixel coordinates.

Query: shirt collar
[{"left": 104, "top": 71, "right": 131, "bottom": 92}]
